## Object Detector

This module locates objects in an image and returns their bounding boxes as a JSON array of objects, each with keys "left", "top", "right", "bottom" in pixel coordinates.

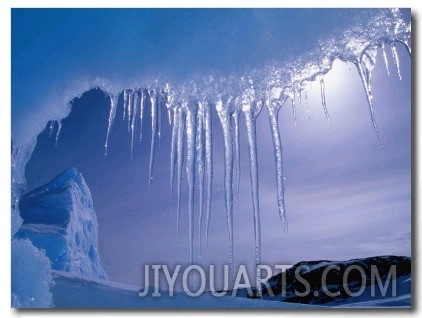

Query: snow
[
  {"left": 50, "top": 270, "right": 321, "bottom": 309},
  {"left": 49, "top": 269, "right": 410, "bottom": 308},
  {"left": 15, "top": 168, "right": 107, "bottom": 280},
  {"left": 299, "top": 261, "right": 331, "bottom": 273}
]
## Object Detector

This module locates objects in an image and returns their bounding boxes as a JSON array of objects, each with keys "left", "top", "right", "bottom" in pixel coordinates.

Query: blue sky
[{"left": 13, "top": 9, "right": 411, "bottom": 287}]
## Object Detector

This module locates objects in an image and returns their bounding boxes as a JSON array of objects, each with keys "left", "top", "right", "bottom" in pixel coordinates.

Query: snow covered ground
[
  {"left": 51, "top": 270, "right": 320, "bottom": 309},
  {"left": 50, "top": 270, "right": 410, "bottom": 308}
]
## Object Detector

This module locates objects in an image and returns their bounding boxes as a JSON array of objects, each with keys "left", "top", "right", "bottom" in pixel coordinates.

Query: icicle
[
  {"left": 185, "top": 101, "right": 197, "bottom": 269},
  {"left": 55, "top": 120, "right": 62, "bottom": 148},
  {"left": 130, "top": 91, "right": 138, "bottom": 158},
  {"left": 170, "top": 108, "right": 179, "bottom": 201},
  {"left": 204, "top": 102, "right": 213, "bottom": 247},
  {"left": 104, "top": 95, "right": 117, "bottom": 156},
  {"left": 355, "top": 56, "right": 382, "bottom": 144},
  {"left": 391, "top": 43, "right": 402, "bottom": 80},
  {"left": 403, "top": 41, "right": 411, "bottom": 56},
  {"left": 176, "top": 107, "right": 185, "bottom": 239},
  {"left": 164, "top": 83, "right": 174, "bottom": 127},
  {"left": 157, "top": 93, "right": 162, "bottom": 142},
  {"left": 148, "top": 89, "right": 157, "bottom": 187},
  {"left": 196, "top": 101, "right": 205, "bottom": 255},
  {"left": 381, "top": 42, "right": 390, "bottom": 76},
  {"left": 291, "top": 97, "right": 297, "bottom": 126},
  {"left": 304, "top": 85, "right": 310, "bottom": 119},
  {"left": 216, "top": 96, "right": 234, "bottom": 281},
  {"left": 127, "top": 90, "right": 132, "bottom": 132},
  {"left": 241, "top": 98, "right": 263, "bottom": 296},
  {"left": 123, "top": 90, "right": 128, "bottom": 120},
  {"left": 267, "top": 98, "right": 288, "bottom": 232},
  {"left": 232, "top": 109, "right": 241, "bottom": 208},
  {"left": 139, "top": 90, "right": 145, "bottom": 142},
  {"left": 48, "top": 121, "right": 54, "bottom": 138},
  {"left": 319, "top": 78, "right": 330, "bottom": 123},
  {"left": 168, "top": 110, "right": 172, "bottom": 126},
  {"left": 297, "top": 85, "right": 303, "bottom": 109}
]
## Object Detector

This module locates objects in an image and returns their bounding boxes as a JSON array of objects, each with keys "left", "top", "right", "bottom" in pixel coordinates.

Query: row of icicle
[
  {"left": 46, "top": 38, "right": 409, "bottom": 295},
  {"left": 102, "top": 80, "right": 289, "bottom": 290}
]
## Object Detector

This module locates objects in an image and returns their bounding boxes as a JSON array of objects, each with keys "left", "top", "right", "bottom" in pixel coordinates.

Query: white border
[{"left": 1, "top": 2, "right": 419, "bottom": 318}]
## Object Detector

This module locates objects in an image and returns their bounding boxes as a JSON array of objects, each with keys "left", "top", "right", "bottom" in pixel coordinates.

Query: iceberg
[{"left": 15, "top": 167, "right": 107, "bottom": 280}]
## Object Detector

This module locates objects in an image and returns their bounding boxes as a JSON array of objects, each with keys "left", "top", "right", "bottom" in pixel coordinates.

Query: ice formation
[
  {"left": 96, "top": 9, "right": 410, "bottom": 291},
  {"left": 15, "top": 168, "right": 108, "bottom": 280},
  {"left": 11, "top": 8, "right": 411, "bottom": 303},
  {"left": 11, "top": 239, "right": 54, "bottom": 308},
  {"left": 215, "top": 95, "right": 235, "bottom": 279}
]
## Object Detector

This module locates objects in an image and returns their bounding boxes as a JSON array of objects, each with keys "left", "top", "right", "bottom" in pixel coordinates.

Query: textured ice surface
[
  {"left": 15, "top": 167, "right": 107, "bottom": 280},
  {"left": 11, "top": 239, "right": 54, "bottom": 308}
]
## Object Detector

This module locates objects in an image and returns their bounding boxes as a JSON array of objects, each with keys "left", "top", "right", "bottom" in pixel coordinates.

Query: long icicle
[
  {"left": 127, "top": 90, "right": 132, "bottom": 132},
  {"left": 105, "top": 94, "right": 117, "bottom": 156},
  {"left": 391, "top": 43, "right": 402, "bottom": 80},
  {"left": 356, "top": 60, "right": 382, "bottom": 143},
  {"left": 241, "top": 97, "right": 263, "bottom": 297},
  {"left": 139, "top": 90, "right": 145, "bottom": 142},
  {"left": 267, "top": 99, "right": 288, "bottom": 232},
  {"left": 196, "top": 101, "right": 205, "bottom": 255},
  {"left": 216, "top": 97, "right": 234, "bottom": 282},
  {"left": 291, "top": 97, "right": 297, "bottom": 127},
  {"left": 176, "top": 107, "right": 185, "bottom": 239},
  {"left": 148, "top": 89, "right": 157, "bottom": 187},
  {"left": 170, "top": 107, "right": 179, "bottom": 203},
  {"left": 157, "top": 92, "right": 162, "bottom": 143},
  {"left": 185, "top": 102, "right": 197, "bottom": 272},
  {"left": 204, "top": 102, "right": 213, "bottom": 246},
  {"left": 130, "top": 91, "right": 138, "bottom": 159},
  {"left": 381, "top": 42, "right": 390, "bottom": 76},
  {"left": 232, "top": 109, "right": 241, "bottom": 208},
  {"left": 123, "top": 89, "right": 128, "bottom": 120}
]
